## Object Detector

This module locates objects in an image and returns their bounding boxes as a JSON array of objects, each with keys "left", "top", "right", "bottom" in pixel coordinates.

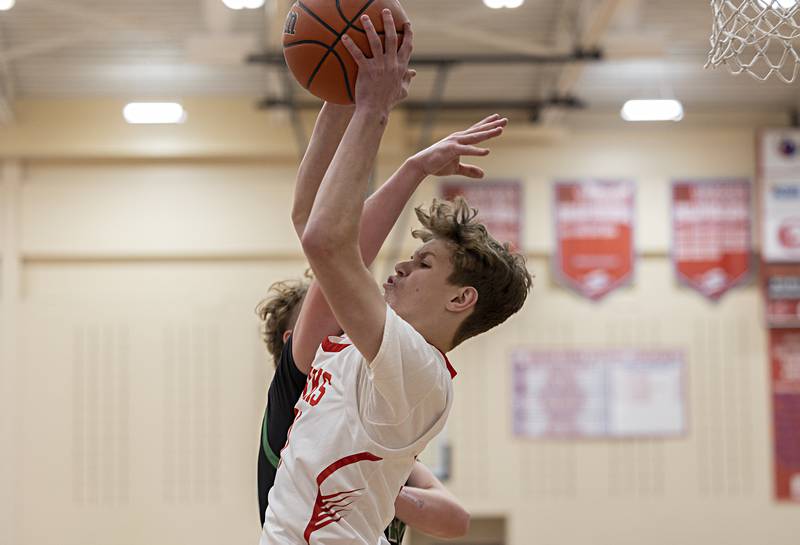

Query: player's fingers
[
  {"left": 467, "top": 113, "right": 501, "bottom": 131},
  {"left": 457, "top": 126, "right": 504, "bottom": 145},
  {"left": 464, "top": 117, "right": 507, "bottom": 135},
  {"left": 341, "top": 34, "right": 366, "bottom": 64},
  {"left": 361, "top": 14, "right": 384, "bottom": 58},
  {"left": 382, "top": 9, "right": 398, "bottom": 60},
  {"left": 452, "top": 144, "right": 491, "bottom": 157},
  {"left": 398, "top": 22, "right": 413, "bottom": 64},
  {"left": 403, "top": 69, "right": 417, "bottom": 82},
  {"left": 457, "top": 164, "right": 486, "bottom": 179}
]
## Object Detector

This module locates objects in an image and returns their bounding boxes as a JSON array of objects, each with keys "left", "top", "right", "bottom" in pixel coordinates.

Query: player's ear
[
  {"left": 283, "top": 329, "right": 293, "bottom": 343},
  {"left": 446, "top": 286, "right": 477, "bottom": 313}
]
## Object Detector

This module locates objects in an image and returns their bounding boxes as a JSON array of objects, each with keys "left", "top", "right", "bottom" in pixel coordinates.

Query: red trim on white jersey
[
  {"left": 323, "top": 337, "right": 457, "bottom": 379},
  {"left": 433, "top": 348, "right": 457, "bottom": 379},
  {"left": 322, "top": 337, "right": 351, "bottom": 353}
]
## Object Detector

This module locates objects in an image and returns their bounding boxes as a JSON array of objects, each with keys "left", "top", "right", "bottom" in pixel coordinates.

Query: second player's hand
[
  {"left": 341, "top": 10, "right": 415, "bottom": 114},
  {"left": 408, "top": 114, "right": 508, "bottom": 178}
]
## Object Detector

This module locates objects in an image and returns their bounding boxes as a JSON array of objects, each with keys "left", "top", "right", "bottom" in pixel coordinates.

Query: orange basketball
[{"left": 282, "top": 0, "right": 410, "bottom": 105}]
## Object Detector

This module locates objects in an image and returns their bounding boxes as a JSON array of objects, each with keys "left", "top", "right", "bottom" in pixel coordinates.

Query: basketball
[{"left": 282, "top": 0, "right": 410, "bottom": 105}]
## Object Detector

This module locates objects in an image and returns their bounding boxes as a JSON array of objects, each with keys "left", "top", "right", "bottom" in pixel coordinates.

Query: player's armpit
[
  {"left": 291, "top": 281, "right": 343, "bottom": 375},
  {"left": 301, "top": 238, "right": 386, "bottom": 363}
]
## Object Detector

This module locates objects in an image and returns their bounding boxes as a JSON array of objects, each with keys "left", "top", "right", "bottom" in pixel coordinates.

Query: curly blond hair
[
  {"left": 255, "top": 270, "right": 311, "bottom": 367},
  {"left": 412, "top": 196, "right": 533, "bottom": 348}
]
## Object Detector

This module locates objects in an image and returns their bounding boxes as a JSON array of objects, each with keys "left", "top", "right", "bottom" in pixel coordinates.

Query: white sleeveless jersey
[{"left": 261, "top": 306, "right": 456, "bottom": 545}]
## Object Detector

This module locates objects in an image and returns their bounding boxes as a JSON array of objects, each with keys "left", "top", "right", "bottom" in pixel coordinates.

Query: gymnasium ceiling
[{"left": 0, "top": 0, "right": 798, "bottom": 124}]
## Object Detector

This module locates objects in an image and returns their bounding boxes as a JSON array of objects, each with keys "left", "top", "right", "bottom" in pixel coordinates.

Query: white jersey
[{"left": 261, "top": 305, "right": 456, "bottom": 545}]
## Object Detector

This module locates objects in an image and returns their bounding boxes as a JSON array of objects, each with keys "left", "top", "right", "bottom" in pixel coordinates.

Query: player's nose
[{"left": 394, "top": 261, "right": 410, "bottom": 277}]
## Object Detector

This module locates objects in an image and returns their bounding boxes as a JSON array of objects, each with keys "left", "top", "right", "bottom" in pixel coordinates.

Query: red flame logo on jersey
[{"left": 303, "top": 452, "right": 383, "bottom": 543}]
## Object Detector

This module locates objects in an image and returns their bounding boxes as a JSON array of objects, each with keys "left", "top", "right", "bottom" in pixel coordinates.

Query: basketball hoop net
[{"left": 706, "top": 0, "right": 800, "bottom": 83}]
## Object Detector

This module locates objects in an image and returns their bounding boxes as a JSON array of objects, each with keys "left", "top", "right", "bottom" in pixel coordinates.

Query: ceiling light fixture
[
  {"left": 483, "top": 0, "right": 525, "bottom": 8},
  {"left": 0, "top": 0, "right": 16, "bottom": 12},
  {"left": 222, "top": 0, "right": 265, "bottom": 9},
  {"left": 123, "top": 102, "right": 187, "bottom": 125},
  {"left": 621, "top": 99, "right": 684, "bottom": 122},
  {"left": 757, "top": 0, "right": 798, "bottom": 9}
]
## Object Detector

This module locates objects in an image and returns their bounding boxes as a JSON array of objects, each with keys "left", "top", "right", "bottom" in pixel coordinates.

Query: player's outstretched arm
[
  {"left": 291, "top": 102, "right": 354, "bottom": 239},
  {"left": 290, "top": 114, "right": 508, "bottom": 372},
  {"left": 394, "top": 462, "right": 470, "bottom": 539},
  {"left": 300, "top": 10, "right": 413, "bottom": 362}
]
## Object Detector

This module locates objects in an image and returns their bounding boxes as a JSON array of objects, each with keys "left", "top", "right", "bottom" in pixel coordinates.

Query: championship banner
[
  {"left": 769, "top": 329, "right": 800, "bottom": 502},
  {"left": 760, "top": 130, "right": 800, "bottom": 263},
  {"left": 440, "top": 180, "right": 522, "bottom": 250},
  {"left": 764, "top": 263, "right": 800, "bottom": 328},
  {"left": 554, "top": 180, "right": 635, "bottom": 300},
  {"left": 512, "top": 349, "right": 686, "bottom": 439},
  {"left": 671, "top": 180, "right": 751, "bottom": 301}
]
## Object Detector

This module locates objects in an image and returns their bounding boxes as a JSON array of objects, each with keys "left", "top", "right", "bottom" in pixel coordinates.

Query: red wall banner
[
  {"left": 440, "top": 180, "right": 522, "bottom": 251},
  {"left": 671, "top": 180, "right": 751, "bottom": 301},
  {"left": 554, "top": 180, "right": 635, "bottom": 300},
  {"left": 764, "top": 263, "right": 800, "bottom": 328},
  {"left": 769, "top": 328, "right": 800, "bottom": 502}
]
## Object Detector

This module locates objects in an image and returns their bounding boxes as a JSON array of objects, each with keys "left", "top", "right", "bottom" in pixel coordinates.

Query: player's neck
[{"left": 409, "top": 317, "right": 454, "bottom": 355}]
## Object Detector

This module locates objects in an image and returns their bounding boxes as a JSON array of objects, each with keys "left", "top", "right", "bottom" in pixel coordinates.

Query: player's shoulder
[{"left": 385, "top": 305, "right": 457, "bottom": 379}]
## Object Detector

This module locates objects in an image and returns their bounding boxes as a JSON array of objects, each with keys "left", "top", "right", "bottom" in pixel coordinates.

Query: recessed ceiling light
[
  {"left": 621, "top": 99, "right": 684, "bottom": 122},
  {"left": 123, "top": 102, "right": 187, "bottom": 125},
  {"left": 0, "top": 0, "right": 16, "bottom": 12},
  {"left": 222, "top": 0, "right": 265, "bottom": 9},
  {"left": 483, "top": 0, "right": 524, "bottom": 8},
  {"left": 757, "top": 0, "right": 798, "bottom": 9}
]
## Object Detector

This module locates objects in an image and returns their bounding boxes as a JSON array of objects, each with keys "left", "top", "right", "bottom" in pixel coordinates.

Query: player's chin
[{"left": 384, "top": 291, "right": 399, "bottom": 310}]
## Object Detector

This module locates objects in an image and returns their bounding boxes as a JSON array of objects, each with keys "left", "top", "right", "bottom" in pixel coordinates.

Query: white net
[{"left": 706, "top": 0, "right": 800, "bottom": 83}]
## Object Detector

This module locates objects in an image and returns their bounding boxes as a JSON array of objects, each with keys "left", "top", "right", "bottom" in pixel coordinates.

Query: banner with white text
[
  {"left": 671, "top": 180, "right": 751, "bottom": 300},
  {"left": 554, "top": 180, "right": 635, "bottom": 300}
]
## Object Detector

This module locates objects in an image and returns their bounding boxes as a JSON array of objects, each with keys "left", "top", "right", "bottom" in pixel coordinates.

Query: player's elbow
[
  {"left": 291, "top": 215, "right": 306, "bottom": 240},
  {"left": 301, "top": 227, "right": 344, "bottom": 262},
  {"left": 427, "top": 504, "right": 470, "bottom": 539},
  {"left": 446, "top": 505, "right": 470, "bottom": 538}
]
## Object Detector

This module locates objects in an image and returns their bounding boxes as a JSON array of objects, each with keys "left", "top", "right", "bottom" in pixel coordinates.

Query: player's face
[{"left": 382, "top": 238, "right": 457, "bottom": 320}]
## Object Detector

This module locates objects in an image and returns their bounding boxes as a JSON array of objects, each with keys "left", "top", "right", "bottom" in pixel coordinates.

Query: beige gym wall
[{"left": 1, "top": 99, "right": 797, "bottom": 545}]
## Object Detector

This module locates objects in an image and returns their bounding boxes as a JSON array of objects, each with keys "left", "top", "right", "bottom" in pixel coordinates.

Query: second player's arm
[{"left": 394, "top": 462, "right": 470, "bottom": 539}]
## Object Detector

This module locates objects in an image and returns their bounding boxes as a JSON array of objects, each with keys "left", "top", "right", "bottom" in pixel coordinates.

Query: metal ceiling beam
[
  {"left": 248, "top": 49, "right": 603, "bottom": 67},
  {"left": 413, "top": 20, "right": 577, "bottom": 58},
  {"left": 0, "top": 30, "right": 111, "bottom": 64},
  {"left": 543, "top": 0, "right": 627, "bottom": 124},
  {"left": 258, "top": 96, "right": 584, "bottom": 113},
  {"left": 0, "top": 0, "right": 175, "bottom": 64},
  {"left": 28, "top": 0, "right": 176, "bottom": 36}
]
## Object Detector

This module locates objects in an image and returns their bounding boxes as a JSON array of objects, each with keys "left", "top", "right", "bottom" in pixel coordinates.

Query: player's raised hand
[
  {"left": 341, "top": 10, "right": 415, "bottom": 113},
  {"left": 408, "top": 114, "right": 508, "bottom": 178}
]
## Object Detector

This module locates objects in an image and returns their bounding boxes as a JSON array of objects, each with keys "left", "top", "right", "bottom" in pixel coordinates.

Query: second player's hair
[
  {"left": 412, "top": 197, "right": 533, "bottom": 348},
  {"left": 255, "top": 271, "right": 311, "bottom": 367}
]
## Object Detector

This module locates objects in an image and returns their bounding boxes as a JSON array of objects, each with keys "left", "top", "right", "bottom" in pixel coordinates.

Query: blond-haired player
[{"left": 256, "top": 275, "right": 470, "bottom": 543}]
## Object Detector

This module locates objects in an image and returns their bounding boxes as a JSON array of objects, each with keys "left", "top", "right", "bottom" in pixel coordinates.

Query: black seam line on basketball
[
  {"left": 284, "top": 39, "right": 334, "bottom": 49},
  {"left": 306, "top": 0, "right": 378, "bottom": 90},
  {"left": 296, "top": 1, "right": 339, "bottom": 38},
  {"left": 327, "top": 47, "right": 354, "bottom": 102}
]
